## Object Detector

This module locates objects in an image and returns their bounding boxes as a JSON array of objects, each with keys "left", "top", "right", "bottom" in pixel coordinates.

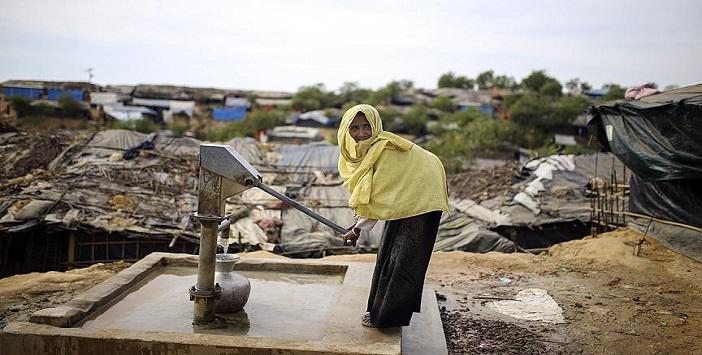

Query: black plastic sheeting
[
  {"left": 628, "top": 174, "right": 702, "bottom": 229},
  {"left": 589, "top": 85, "right": 702, "bottom": 259},
  {"left": 588, "top": 85, "right": 702, "bottom": 181}
]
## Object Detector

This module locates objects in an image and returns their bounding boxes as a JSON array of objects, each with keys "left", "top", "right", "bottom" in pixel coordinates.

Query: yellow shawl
[{"left": 337, "top": 104, "right": 449, "bottom": 220}]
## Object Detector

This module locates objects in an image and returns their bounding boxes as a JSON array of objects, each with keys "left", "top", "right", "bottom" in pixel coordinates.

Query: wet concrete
[
  {"left": 81, "top": 266, "right": 343, "bottom": 340},
  {"left": 1, "top": 252, "right": 445, "bottom": 354}
]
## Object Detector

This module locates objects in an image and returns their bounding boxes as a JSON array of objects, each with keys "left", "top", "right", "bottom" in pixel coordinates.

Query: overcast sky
[{"left": 1, "top": 0, "right": 700, "bottom": 92}]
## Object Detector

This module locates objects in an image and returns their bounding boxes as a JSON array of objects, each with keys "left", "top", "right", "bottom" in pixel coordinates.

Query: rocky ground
[{"left": 1, "top": 228, "right": 700, "bottom": 354}]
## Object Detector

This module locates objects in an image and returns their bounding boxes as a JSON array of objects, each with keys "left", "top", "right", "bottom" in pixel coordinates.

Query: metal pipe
[
  {"left": 256, "top": 182, "right": 349, "bottom": 235},
  {"left": 191, "top": 218, "right": 220, "bottom": 324}
]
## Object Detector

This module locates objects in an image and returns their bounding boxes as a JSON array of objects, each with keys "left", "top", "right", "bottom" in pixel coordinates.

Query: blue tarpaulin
[
  {"left": 459, "top": 103, "right": 494, "bottom": 117},
  {"left": 48, "top": 89, "right": 84, "bottom": 101},
  {"left": 213, "top": 106, "right": 247, "bottom": 121},
  {"left": 3, "top": 87, "right": 42, "bottom": 100}
]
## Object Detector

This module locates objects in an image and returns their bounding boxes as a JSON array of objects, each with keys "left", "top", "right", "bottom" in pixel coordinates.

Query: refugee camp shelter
[
  {"left": 213, "top": 106, "right": 247, "bottom": 121},
  {"left": 589, "top": 83, "right": 702, "bottom": 262},
  {"left": 294, "top": 110, "right": 333, "bottom": 127},
  {"left": 1, "top": 80, "right": 97, "bottom": 102},
  {"left": 0, "top": 130, "right": 201, "bottom": 276},
  {"left": 2, "top": 84, "right": 43, "bottom": 100},
  {"left": 47, "top": 89, "right": 85, "bottom": 101}
]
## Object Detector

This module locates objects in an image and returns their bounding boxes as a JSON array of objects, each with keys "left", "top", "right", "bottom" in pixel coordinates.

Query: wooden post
[{"left": 67, "top": 232, "right": 76, "bottom": 269}]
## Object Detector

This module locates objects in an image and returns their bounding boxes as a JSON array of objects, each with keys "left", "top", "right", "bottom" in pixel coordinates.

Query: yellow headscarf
[{"left": 338, "top": 104, "right": 449, "bottom": 220}]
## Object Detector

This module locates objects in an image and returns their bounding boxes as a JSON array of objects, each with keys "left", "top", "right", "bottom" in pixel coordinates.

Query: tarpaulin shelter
[{"left": 589, "top": 84, "right": 702, "bottom": 261}]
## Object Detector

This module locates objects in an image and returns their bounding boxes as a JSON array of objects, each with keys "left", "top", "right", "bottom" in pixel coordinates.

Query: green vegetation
[
  {"left": 437, "top": 72, "right": 474, "bottom": 89},
  {"left": 8, "top": 96, "right": 32, "bottom": 117},
  {"left": 206, "top": 109, "right": 285, "bottom": 141},
  {"left": 290, "top": 84, "right": 338, "bottom": 111},
  {"left": 4, "top": 68, "right": 631, "bottom": 173},
  {"left": 601, "top": 84, "right": 627, "bottom": 101},
  {"left": 424, "top": 110, "right": 517, "bottom": 173},
  {"left": 57, "top": 95, "right": 85, "bottom": 118},
  {"left": 112, "top": 118, "right": 159, "bottom": 133},
  {"left": 167, "top": 119, "right": 189, "bottom": 136},
  {"left": 431, "top": 96, "right": 456, "bottom": 112},
  {"left": 401, "top": 105, "right": 430, "bottom": 135},
  {"left": 8, "top": 95, "right": 85, "bottom": 119}
]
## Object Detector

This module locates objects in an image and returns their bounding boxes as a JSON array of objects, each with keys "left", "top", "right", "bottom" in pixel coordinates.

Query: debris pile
[{"left": 447, "top": 162, "right": 520, "bottom": 202}]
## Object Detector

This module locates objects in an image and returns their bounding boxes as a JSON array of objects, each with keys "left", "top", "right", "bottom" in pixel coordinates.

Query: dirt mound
[
  {"left": 548, "top": 228, "right": 656, "bottom": 270},
  {"left": 447, "top": 162, "right": 520, "bottom": 201},
  {"left": 429, "top": 250, "right": 540, "bottom": 273},
  {"left": 0, "top": 262, "right": 130, "bottom": 329},
  {"left": 0, "top": 262, "right": 130, "bottom": 298}
]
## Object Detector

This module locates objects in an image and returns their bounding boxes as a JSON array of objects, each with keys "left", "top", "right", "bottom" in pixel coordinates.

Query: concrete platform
[{"left": 0, "top": 252, "right": 445, "bottom": 354}]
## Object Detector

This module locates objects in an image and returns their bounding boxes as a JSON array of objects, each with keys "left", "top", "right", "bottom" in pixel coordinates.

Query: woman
[{"left": 337, "top": 104, "right": 449, "bottom": 328}]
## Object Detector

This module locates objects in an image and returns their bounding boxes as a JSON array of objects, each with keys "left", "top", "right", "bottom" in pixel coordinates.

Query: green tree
[
  {"left": 438, "top": 72, "right": 475, "bottom": 89},
  {"left": 246, "top": 93, "right": 258, "bottom": 107},
  {"left": 454, "top": 75, "right": 475, "bottom": 89},
  {"left": 291, "top": 84, "right": 338, "bottom": 111},
  {"left": 509, "top": 92, "right": 551, "bottom": 127},
  {"left": 551, "top": 95, "right": 590, "bottom": 126},
  {"left": 493, "top": 75, "right": 517, "bottom": 90},
  {"left": 539, "top": 79, "right": 563, "bottom": 98},
  {"left": 565, "top": 78, "right": 592, "bottom": 93},
  {"left": 467, "top": 116, "right": 516, "bottom": 154},
  {"left": 601, "top": 84, "right": 626, "bottom": 101},
  {"left": 438, "top": 72, "right": 457, "bottom": 88},
  {"left": 374, "top": 80, "right": 414, "bottom": 105},
  {"left": 401, "top": 104, "right": 429, "bottom": 135},
  {"left": 57, "top": 95, "right": 84, "bottom": 118},
  {"left": 426, "top": 111, "right": 516, "bottom": 172},
  {"left": 8, "top": 96, "right": 32, "bottom": 117},
  {"left": 521, "top": 70, "right": 550, "bottom": 92},
  {"left": 245, "top": 109, "right": 284, "bottom": 132},
  {"left": 476, "top": 70, "right": 495, "bottom": 90},
  {"left": 565, "top": 78, "right": 581, "bottom": 93},
  {"left": 431, "top": 96, "right": 456, "bottom": 112},
  {"left": 338, "top": 82, "right": 372, "bottom": 104}
]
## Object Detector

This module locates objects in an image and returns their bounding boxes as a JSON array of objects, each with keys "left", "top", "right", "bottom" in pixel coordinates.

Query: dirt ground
[
  {"left": 0, "top": 261, "right": 130, "bottom": 329},
  {"left": 330, "top": 228, "right": 702, "bottom": 354},
  {"left": 1, "top": 228, "right": 700, "bottom": 354}
]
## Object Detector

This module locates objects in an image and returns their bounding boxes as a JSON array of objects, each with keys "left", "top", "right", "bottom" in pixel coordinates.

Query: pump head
[{"left": 197, "top": 144, "right": 262, "bottom": 217}]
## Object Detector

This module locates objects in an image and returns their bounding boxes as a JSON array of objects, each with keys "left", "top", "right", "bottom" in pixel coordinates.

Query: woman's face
[{"left": 349, "top": 113, "right": 372, "bottom": 142}]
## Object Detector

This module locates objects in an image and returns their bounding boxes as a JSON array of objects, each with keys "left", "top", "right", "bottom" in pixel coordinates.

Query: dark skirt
[{"left": 366, "top": 210, "right": 442, "bottom": 327}]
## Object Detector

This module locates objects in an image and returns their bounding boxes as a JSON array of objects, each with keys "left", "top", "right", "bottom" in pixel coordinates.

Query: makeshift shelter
[
  {"left": 294, "top": 110, "right": 332, "bottom": 127},
  {"left": 213, "top": 106, "right": 247, "bottom": 121},
  {"left": 0, "top": 130, "right": 201, "bottom": 276},
  {"left": 589, "top": 84, "right": 702, "bottom": 262}
]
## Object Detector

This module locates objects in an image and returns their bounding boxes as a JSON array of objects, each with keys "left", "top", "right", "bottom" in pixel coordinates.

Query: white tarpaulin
[
  {"left": 90, "top": 92, "right": 119, "bottom": 105},
  {"left": 486, "top": 288, "right": 565, "bottom": 324}
]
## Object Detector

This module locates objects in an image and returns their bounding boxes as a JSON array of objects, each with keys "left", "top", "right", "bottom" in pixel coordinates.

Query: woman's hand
[{"left": 343, "top": 228, "right": 361, "bottom": 246}]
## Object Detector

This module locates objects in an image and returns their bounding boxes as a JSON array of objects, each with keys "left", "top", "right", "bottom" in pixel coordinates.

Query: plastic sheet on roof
[
  {"left": 275, "top": 142, "right": 340, "bottom": 171},
  {"left": 589, "top": 84, "right": 702, "bottom": 180},
  {"left": 226, "top": 137, "right": 264, "bottom": 165}
]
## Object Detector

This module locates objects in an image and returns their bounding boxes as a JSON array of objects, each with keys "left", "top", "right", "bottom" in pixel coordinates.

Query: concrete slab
[
  {"left": 402, "top": 288, "right": 448, "bottom": 355},
  {"left": 0, "top": 253, "right": 445, "bottom": 354}
]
